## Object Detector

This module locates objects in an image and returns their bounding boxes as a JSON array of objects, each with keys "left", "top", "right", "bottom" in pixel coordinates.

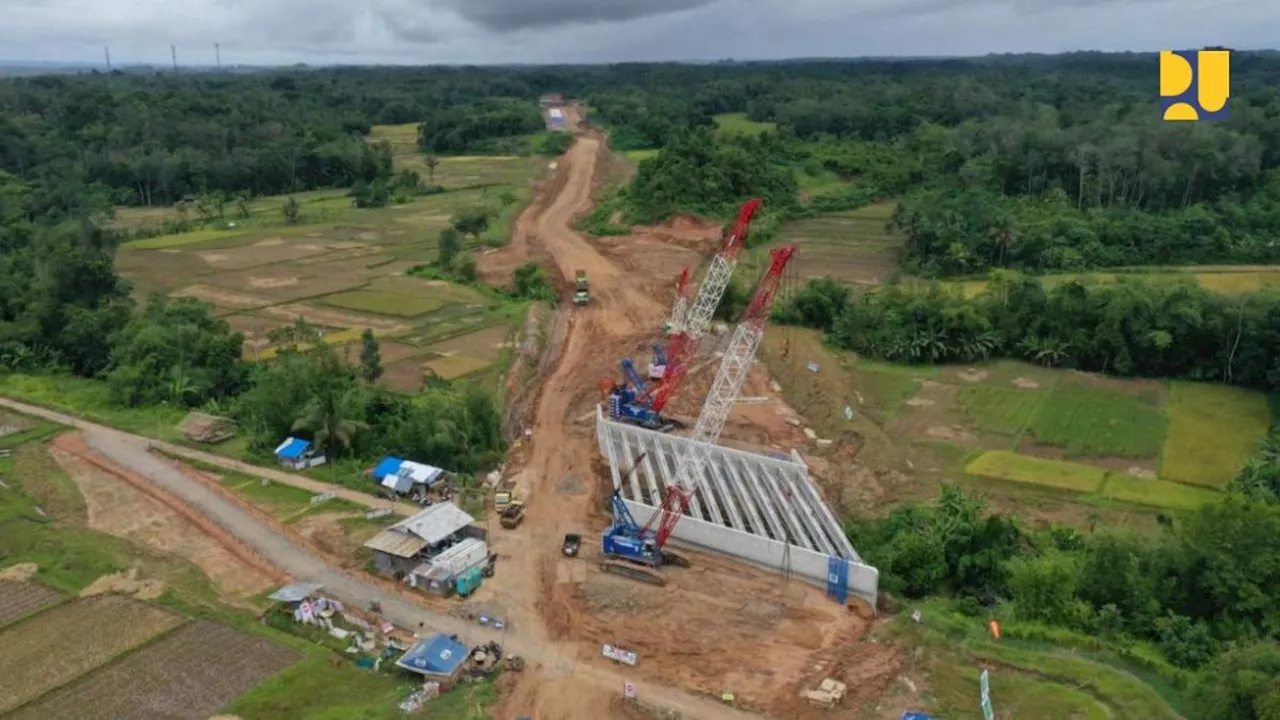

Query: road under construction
[{"left": 476, "top": 111, "right": 899, "bottom": 720}]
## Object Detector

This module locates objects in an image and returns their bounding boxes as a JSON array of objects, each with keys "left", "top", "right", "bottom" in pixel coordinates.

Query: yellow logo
[{"left": 1160, "top": 49, "right": 1229, "bottom": 121}]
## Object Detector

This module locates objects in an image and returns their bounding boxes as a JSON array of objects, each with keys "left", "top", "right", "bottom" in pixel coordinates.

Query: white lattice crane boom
[
  {"left": 667, "top": 198, "right": 761, "bottom": 338},
  {"left": 644, "top": 244, "right": 798, "bottom": 549}
]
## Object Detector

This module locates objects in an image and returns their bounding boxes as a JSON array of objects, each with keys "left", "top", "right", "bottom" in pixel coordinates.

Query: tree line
[
  {"left": 0, "top": 167, "right": 503, "bottom": 472},
  {"left": 849, "top": 469, "right": 1280, "bottom": 718},
  {"left": 779, "top": 272, "right": 1280, "bottom": 392},
  {"left": 575, "top": 54, "right": 1280, "bottom": 278}
]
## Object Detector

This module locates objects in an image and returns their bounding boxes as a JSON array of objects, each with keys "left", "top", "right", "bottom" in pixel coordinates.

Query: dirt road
[{"left": 484, "top": 129, "right": 894, "bottom": 719}]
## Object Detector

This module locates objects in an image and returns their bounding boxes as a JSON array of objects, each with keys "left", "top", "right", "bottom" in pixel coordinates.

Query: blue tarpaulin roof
[
  {"left": 396, "top": 633, "right": 468, "bottom": 676},
  {"left": 274, "top": 437, "right": 310, "bottom": 460},
  {"left": 371, "top": 456, "right": 405, "bottom": 479},
  {"left": 901, "top": 713, "right": 940, "bottom": 720}
]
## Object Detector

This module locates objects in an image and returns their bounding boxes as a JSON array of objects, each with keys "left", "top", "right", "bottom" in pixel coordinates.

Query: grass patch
[
  {"left": 126, "top": 227, "right": 249, "bottom": 250},
  {"left": 622, "top": 149, "right": 660, "bottom": 162},
  {"left": 1194, "top": 270, "right": 1280, "bottom": 294},
  {"left": 424, "top": 355, "right": 493, "bottom": 380},
  {"left": 966, "top": 451, "right": 1107, "bottom": 493},
  {"left": 321, "top": 290, "right": 444, "bottom": 318},
  {"left": 225, "top": 474, "right": 318, "bottom": 517},
  {"left": 1026, "top": 384, "right": 1165, "bottom": 458},
  {"left": 0, "top": 418, "right": 64, "bottom": 449},
  {"left": 1161, "top": 381, "right": 1272, "bottom": 487},
  {"left": 0, "top": 373, "right": 186, "bottom": 440},
  {"left": 1104, "top": 474, "right": 1221, "bottom": 511},
  {"left": 959, "top": 386, "right": 1045, "bottom": 435},
  {"left": 882, "top": 600, "right": 1185, "bottom": 719},
  {"left": 712, "top": 113, "right": 777, "bottom": 136},
  {"left": 227, "top": 655, "right": 497, "bottom": 720},
  {"left": 856, "top": 359, "right": 937, "bottom": 418},
  {"left": 937, "top": 663, "right": 1110, "bottom": 719}
]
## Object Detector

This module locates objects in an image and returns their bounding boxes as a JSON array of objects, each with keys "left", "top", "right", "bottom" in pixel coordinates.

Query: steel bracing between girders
[{"left": 598, "top": 407, "right": 858, "bottom": 562}]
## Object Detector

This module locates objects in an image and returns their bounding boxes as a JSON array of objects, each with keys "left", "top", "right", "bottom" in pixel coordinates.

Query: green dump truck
[{"left": 573, "top": 270, "right": 589, "bottom": 305}]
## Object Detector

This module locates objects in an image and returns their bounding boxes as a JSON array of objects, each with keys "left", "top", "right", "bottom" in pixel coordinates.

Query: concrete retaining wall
[
  {"left": 596, "top": 408, "right": 879, "bottom": 609},
  {"left": 620, "top": 497, "right": 879, "bottom": 608}
]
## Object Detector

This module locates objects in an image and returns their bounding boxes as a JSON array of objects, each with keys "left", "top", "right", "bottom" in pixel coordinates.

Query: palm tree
[
  {"left": 166, "top": 365, "right": 198, "bottom": 406},
  {"left": 425, "top": 156, "right": 440, "bottom": 184},
  {"left": 291, "top": 387, "right": 366, "bottom": 459}
]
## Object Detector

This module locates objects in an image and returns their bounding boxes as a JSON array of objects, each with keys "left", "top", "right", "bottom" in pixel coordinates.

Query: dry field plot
[
  {"left": 0, "top": 581, "right": 61, "bottom": 627},
  {"left": 376, "top": 275, "right": 493, "bottom": 305},
  {"left": 201, "top": 267, "right": 370, "bottom": 303},
  {"left": 322, "top": 289, "right": 444, "bottom": 317},
  {"left": 115, "top": 248, "right": 219, "bottom": 295},
  {"left": 369, "top": 124, "right": 543, "bottom": 186},
  {"left": 51, "top": 445, "right": 276, "bottom": 599},
  {"left": 10, "top": 620, "right": 300, "bottom": 720},
  {"left": 195, "top": 241, "right": 337, "bottom": 270},
  {"left": 387, "top": 323, "right": 513, "bottom": 386},
  {"left": 376, "top": 340, "right": 427, "bottom": 364},
  {"left": 777, "top": 203, "right": 902, "bottom": 286},
  {"left": 429, "top": 323, "right": 511, "bottom": 361},
  {"left": 0, "top": 595, "right": 182, "bottom": 713},
  {"left": 170, "top": 285, "right": 275, "bottom": 310},
  {"left": 257, "top": 303, "right": 409, "bottom": 333},
  {"left": 779, "top": 339, "right": 1266, "bottom": 514},
  {"left": 423, "top": 354, "right": 494, "bottom": 379}
]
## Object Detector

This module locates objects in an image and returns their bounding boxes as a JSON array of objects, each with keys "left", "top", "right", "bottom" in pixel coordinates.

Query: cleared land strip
[{"left": 0, "top": 396, "right": 762, "bottom": 720}]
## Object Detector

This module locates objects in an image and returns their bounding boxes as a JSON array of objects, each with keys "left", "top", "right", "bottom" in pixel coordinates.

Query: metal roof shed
[
  {"left": 267, "top": 582, "right": 324, "bottom": 603},
  {"left": 398, "top": 460, "right": 445, "bottom": 487},
  {"left": 274, "top": 437, "right": 310, "bottom": 460},
  {"left": 382, "top": 473, "right": 415, "bottom": 495},
  {"left": 393, "top": 502, "right": 474, "bottom": 545},
  {"left": 396, "top": 633, "right": 468, "bottom": 680},
  {"left": 363, "top": 529, "right": 430, "bottom": 558}
]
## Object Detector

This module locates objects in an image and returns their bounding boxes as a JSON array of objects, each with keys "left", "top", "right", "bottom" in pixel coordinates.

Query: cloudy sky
[{"left": 0, "top": 0, "right": 1272, "bottom": 66}]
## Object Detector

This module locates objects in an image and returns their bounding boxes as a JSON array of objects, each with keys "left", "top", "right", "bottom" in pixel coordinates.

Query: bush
[{"left": 511, "top": 262, "right": 554, "bottom": 301}]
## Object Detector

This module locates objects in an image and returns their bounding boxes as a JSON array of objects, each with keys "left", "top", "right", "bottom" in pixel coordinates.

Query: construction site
[
  {"left": 474, "top": 112, "right": 902, "bottom": 719},
  {"left": 0, "top": 106, "right": 905, "bottom": 720}
]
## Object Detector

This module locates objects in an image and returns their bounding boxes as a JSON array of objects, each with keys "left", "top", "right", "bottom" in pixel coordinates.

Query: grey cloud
[
  {"left": 428, "top": 0, "right": 716, "bottom": 32},
  {"left": 0, "top": 0, "right": 1274, "bottom": 66}
]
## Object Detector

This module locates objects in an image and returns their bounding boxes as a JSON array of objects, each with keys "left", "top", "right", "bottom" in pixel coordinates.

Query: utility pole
[
  {"left": 171, "top": 44, "right": 178, "bottom": 75},
  {"left": 214, "top": 42, "right": 221, "bottom": 70},
  {"left": 103, "top": 46, "right": 112, "bottom": 72}
]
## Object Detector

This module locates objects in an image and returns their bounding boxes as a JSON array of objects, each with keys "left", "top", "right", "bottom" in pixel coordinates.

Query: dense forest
[{"left": 3, "top": 55, "right": 1280, "bottom": 717}]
